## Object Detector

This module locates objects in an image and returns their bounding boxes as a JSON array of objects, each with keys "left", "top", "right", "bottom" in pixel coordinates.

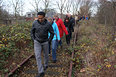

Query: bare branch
[
  {"left": 42, "top": 0, "right": 52, "bottom": 13},
  {"left": 30, "top": 0, "right": 41, "bottom": 13},
  {"left": 56, "top": 0, "right": 67, "bottom": 18},
  {"left": 65, "top": 0, "right": 72, "bottom": 13}
]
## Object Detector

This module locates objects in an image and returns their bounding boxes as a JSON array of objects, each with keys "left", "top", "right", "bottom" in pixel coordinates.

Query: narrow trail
[{"left": 11, "top": 42, "right": 72, "bottom": 77}]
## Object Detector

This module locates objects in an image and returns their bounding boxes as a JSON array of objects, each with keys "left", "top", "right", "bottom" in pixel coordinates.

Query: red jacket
[{"left": 56, "top": 18, "right": 68, "bottom": 38}]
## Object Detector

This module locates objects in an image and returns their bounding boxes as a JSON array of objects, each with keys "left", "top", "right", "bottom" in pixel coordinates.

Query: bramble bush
[{"left": 0, "top": 21, "right": 33, "bottom": 71}]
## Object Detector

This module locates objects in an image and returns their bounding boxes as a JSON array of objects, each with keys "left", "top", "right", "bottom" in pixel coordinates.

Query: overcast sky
[
  {"left": 25, "top": 0, "right": 98, "bottom": 14},
  {"left": 4, "top": 0, "right": 98, "bottom": 15}
]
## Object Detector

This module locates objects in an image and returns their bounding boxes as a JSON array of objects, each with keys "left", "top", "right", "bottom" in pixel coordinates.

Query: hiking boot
[
  {"left": 35, "top": 72, "right": 45, "bottom": 77},
  {"left": 44, "top": 66, "right": 48, "bottom": 71},
  {"left": 52, "top": 60, "right": 57, "bottom": 63}
]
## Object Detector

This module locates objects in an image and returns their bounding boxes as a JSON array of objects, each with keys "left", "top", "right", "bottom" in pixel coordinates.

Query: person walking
[
  {"left": 48, "top": 17, "right": 60, "bottom": 63},
  {"left": 31, "top": 11, "right": 54, "bottom": 77},
  {"left": 64, "top": 17, "right": 71, "bottom": 45},
  {"left": 53, "top": 14, "right": 68, "bottom": 48},
  {"left": 66, "top": 14, "right": 75, "bottom": 39}
]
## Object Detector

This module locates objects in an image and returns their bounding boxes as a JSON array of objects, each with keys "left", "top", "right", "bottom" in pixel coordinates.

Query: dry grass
[{"left": 73, "top": 19, "right": 116, "bottom": 77}]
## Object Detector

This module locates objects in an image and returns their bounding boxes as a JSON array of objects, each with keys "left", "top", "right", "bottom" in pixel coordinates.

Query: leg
[
  {"left": 42, "top": 42, "right": 49, "bottom": 68},
  {"left": 52, "top": 40, "right": 57, "bottom": 61},
  {"left": 66, "top": 35, "right": 68, "bottom": 44},
  {"left": 70, "top": 31, "right": 72, "bottom": 39},
  {"left": 59, "top": 40, "right": 62, "bottom": 49},
  {"left": 34, "top": 40, "right": 44, "bottom": 74},
  {"left": 68, "top": 31, "right": 71, "bottom": 44},
  {"left": 59, "top": 40, "right": 62, "bottom": 46},
  {"left": 48, "top": 42, "right": 51, "bottom": 54},
  {"left": 56, "top": 39, "right": 58, "bottom": 50}
]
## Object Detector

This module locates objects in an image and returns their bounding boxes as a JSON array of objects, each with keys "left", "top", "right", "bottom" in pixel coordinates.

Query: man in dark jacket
[
  {"left": 64, "top": 17, "right": 71, "bottom": 45},
  {"left": 66, "top": 14, "right": 75, "bottom": 39},
  {"left": 70, "top": 16, "right": 75, "bottom": 32},
  {"left": 31, "top": 11, "right": 54, "bottom": 77}
]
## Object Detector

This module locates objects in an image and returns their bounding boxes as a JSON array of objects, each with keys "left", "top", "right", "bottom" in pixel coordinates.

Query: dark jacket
[
  {"left": 31, "top": 19, "right": 54, "bottom": 43},
  {"left": 64, "top": 19, "right": 72, "bottom": 31},
  {"left": 70, "top": 17, "right": 75, "bottom": 32}
]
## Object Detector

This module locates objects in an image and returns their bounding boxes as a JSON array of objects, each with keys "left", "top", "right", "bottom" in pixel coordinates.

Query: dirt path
[{"left": 12, "top": 44, "right": 71, "bottom": 77}]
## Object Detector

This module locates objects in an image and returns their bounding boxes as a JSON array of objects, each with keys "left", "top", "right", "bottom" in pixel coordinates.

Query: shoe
[
  {"left": 44, "top": 66, "right": 48, "bottom": 71},
  {"left": 61, "top": 45, "right": 62, "bottom": 49},
  {"left": 52, "top": 60, "right": 57, "bottom": 63},
  {"left": 36, "top": 72, "right": 45, "bottom": 77}
]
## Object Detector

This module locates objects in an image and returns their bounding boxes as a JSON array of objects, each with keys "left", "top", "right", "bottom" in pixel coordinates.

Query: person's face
[
  {"left": 38, "top": 15, "right": 45, "bottom": 23},
  {"left": 54, "top": 16, "right": 58, "bottom": 20},
  {"left": 66, "top": 19, "right": 69, "bottom": 22},
  {"left": 48, "top": 19, "right": 52, "bottom": 23}
]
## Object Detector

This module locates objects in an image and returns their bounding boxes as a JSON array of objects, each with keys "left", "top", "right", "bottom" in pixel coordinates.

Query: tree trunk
[
  {"left": 61, "top": 9, "right": 63, "bottom": 19},
  {"left": 112, "top": 2, "right": 116, "bottom": 41}
]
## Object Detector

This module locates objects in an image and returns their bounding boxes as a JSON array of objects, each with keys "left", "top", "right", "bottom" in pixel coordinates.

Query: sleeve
[
  {"left": 30, "top": 23, "right": 35, "bottom": 41},
  {"left": 64, "top": 21, "right": 66, "bottom": 27},
  {"left": 71, "top": 18, "right": 75, "bottom": 32},
  {"left": 55, "top": 23, "right": 60, "bottom": 41},
  {"left": 48, "top": 24, "right": 54, "bottom": 42},
  {"left": 72, "top": 18, "right": 75, "bottom": 26},
  {"left": 60, "top": 19, "right": 68, "bottom": 35}
]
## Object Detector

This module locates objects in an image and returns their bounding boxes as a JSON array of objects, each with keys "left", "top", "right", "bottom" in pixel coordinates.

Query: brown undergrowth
[{"left": 73, "top": 19, "right": 116, "bottom": 77}]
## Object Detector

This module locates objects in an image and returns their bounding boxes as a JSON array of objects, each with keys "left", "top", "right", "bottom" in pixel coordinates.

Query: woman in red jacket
[{"left": 54, "top": 14, "right": 68, "bottom": 48}]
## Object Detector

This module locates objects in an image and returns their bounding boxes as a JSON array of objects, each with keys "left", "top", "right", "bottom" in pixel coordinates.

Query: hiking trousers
[{"left": 34, "top": 40, "right": 49, "bottom": 73}]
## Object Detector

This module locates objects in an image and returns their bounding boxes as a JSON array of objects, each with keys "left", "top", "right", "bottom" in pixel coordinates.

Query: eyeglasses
[{"left": 38, "top": 17, "right": 44, "bottom": 20}]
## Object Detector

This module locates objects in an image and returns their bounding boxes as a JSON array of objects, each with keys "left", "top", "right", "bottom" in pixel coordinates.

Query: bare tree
[
  {"left": 111, "top": 0, "right": 116, "bottom": 40},
  {"left": 65, "top": 0, "right": 72, "bottom": 13},
  {"left": 30, "top": 0, "right": 41, "bottom": 13},
  {"left": 19, "top": 0, "right": 24, "bottom": 16},
  {"left": 10, "top": 0, "right": 24, "bottom": 19},
  {"left": 79, "top": 0, "right": 93, "bottom": 17},
  {"left": 42, "top": 0, "right": 52, "bottom": 14},
  {"left": 0, "top": 0, "right": 3, "bottom": 23},
  {"left": 97, "top": 0, "right": 116, "bottom": 40},
  {"left": 71, "top": 0, "right": 83, "bottom": 16},
  {"left": 0, "top": 0, "right": 3, "bottom": 12},
  {"left": 0, "top": 0, "right": 3, "bottom": 13},
  {"left": 0, "top": 0, "right": 10, "bottom": 25},
  {"left": 97, "top": 0, "right": 113, "bottom": 24},
  {"left": 0, "top": 0, "right": 3, "bottom": 7},
  {"left": 56, "top": 0, "right": 67, "bottom": 19}
]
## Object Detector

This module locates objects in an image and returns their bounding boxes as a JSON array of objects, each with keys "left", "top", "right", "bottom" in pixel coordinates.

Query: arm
[
  {"left": 48, "top": 24, "right": 54, "bottom": 42},
  {"left": 55, "top": 23, "right": 60, "bottom": 41},
  {"left": 64, "top": 21, "right": 67, "bottom": 27},
  {"left": 72, "top": 18, "right": 75, "bottom": 26},
  {"left": 60, "top": 20, "right": 68, "bottom": 35},
  {"left": 30, "top": 23, "right": 35, "bottom": 41},
  {"left": 71, "top": 18, "right": 75, "bottom": 32}
]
